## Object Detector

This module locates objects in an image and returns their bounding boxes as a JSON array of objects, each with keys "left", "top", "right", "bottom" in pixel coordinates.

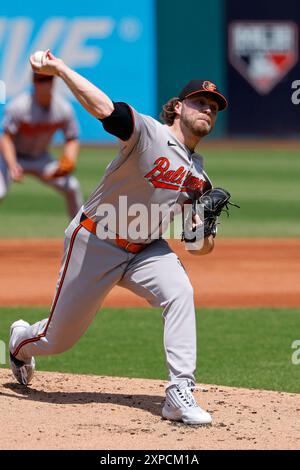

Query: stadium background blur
[{"left": 1, "top": 0, "right": 300, "bottom": 142}]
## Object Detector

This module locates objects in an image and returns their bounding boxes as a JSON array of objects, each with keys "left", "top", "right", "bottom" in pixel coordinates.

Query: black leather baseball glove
[{"left": 182, "top": 187, "right": 240, "bottom": 242}]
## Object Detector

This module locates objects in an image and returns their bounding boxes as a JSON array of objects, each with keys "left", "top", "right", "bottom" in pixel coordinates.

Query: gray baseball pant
[
  {"left": 0, "top": 153, "right": 83, "bottom": 219},
  {"left": 10, "top": 211, "right": 197, "bottom": 386}
]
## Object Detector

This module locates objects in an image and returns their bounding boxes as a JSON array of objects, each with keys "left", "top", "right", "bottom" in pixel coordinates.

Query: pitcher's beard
[
  {"left": 181, "top": 116, "right": 211, "bottom": 138},
  {"left": 193, "top": 124, "right": 211, "bottom": 138}
]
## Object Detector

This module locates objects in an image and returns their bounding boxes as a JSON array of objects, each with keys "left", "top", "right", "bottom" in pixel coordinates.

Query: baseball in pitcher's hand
[{"left": 29, "top": 50, "right": 64, "bottom": 77}]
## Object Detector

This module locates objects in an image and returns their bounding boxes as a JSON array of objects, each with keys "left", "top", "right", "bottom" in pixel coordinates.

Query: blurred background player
[{"left": 0, "top": 72, "right": 83, "bottom": 219}]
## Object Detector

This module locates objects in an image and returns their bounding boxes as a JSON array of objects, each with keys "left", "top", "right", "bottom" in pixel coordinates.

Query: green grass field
[
  {"left": 0, "top": 146, "right": 299, "bottom": 237},
  {"left": 1, "top": 307, "right": 299, "bottom": 393}
]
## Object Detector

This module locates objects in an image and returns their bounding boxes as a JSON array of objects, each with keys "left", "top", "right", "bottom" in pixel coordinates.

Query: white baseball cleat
[
  {"left": 162, "top": 380, "right": 212, "bottom": 425},
  {"left": 9, "top": 320, "right": 35, "bottom": 386}
]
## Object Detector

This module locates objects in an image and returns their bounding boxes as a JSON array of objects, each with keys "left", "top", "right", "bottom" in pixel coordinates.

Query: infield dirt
[
  {"left": 0, "top": 238, "right": 299, "bottom": 307},
  {"left": 0, "top": 369, "right": 299, "bottom": 450}
]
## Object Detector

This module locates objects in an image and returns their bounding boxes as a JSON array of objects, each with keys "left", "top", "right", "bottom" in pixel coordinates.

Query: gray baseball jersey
[
  {"left": 2, "top": 91, "right": 78, "bottom": 158},
  {"left": 84, "top": 107, "right": 211, "bottom": 242},
  {"left": 10, "top": 104, "right": 212, "bottom": 388}
]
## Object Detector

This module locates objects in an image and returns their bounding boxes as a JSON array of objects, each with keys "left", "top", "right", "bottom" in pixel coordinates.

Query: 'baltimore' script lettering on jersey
[{"left": 144, "top": 157, "right": 206, "bottom": 192}]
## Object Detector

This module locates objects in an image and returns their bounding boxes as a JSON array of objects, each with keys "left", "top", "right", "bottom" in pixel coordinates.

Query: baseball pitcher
[
  {"left": 0, "top": 72, "right": 83, "bottom": 219},
  {"left": 9, "top": 50, "right": 231, "bottom": 426}
]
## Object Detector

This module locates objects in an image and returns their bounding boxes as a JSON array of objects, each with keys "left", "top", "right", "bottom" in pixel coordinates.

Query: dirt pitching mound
[
  {"left": 0, "top": 369, "right": 299, "bottom": 450},
  {"left": 0, "top": 238, "right": 300, "bottom": 308}
]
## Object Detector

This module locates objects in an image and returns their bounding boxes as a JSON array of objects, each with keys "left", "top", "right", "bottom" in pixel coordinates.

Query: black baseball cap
[
  {"left": 32, "top": 72, "right": 54, "bottom": 83},
  {"left": 178, "top": 80, "right": 228, "bottom": 111}
]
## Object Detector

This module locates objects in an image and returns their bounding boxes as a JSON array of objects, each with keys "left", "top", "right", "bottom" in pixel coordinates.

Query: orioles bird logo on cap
[{"left": 203, "top": 81, "right": 217, "bottom": 91}]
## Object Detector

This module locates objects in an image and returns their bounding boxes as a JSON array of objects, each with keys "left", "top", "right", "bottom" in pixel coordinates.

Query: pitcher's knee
[
  {"left": 179, "top": 280, "right": 194, "bottom": 301},
  {"left": 166, "top": 278, "right": 194, "bottom": 305}
]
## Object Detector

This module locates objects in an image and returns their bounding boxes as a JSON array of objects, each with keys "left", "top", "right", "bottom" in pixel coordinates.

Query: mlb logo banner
[{"left": 228, "top": 21, "right": 298, "bottom": 94}]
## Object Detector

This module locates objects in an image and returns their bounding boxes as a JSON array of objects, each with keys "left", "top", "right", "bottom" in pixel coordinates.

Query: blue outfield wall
[
  {"left": 2, "top": 1, "right": 299, "bottom": 142},
  {"left": 0, "top": 0, "right": 156, "bottom": 143}
]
